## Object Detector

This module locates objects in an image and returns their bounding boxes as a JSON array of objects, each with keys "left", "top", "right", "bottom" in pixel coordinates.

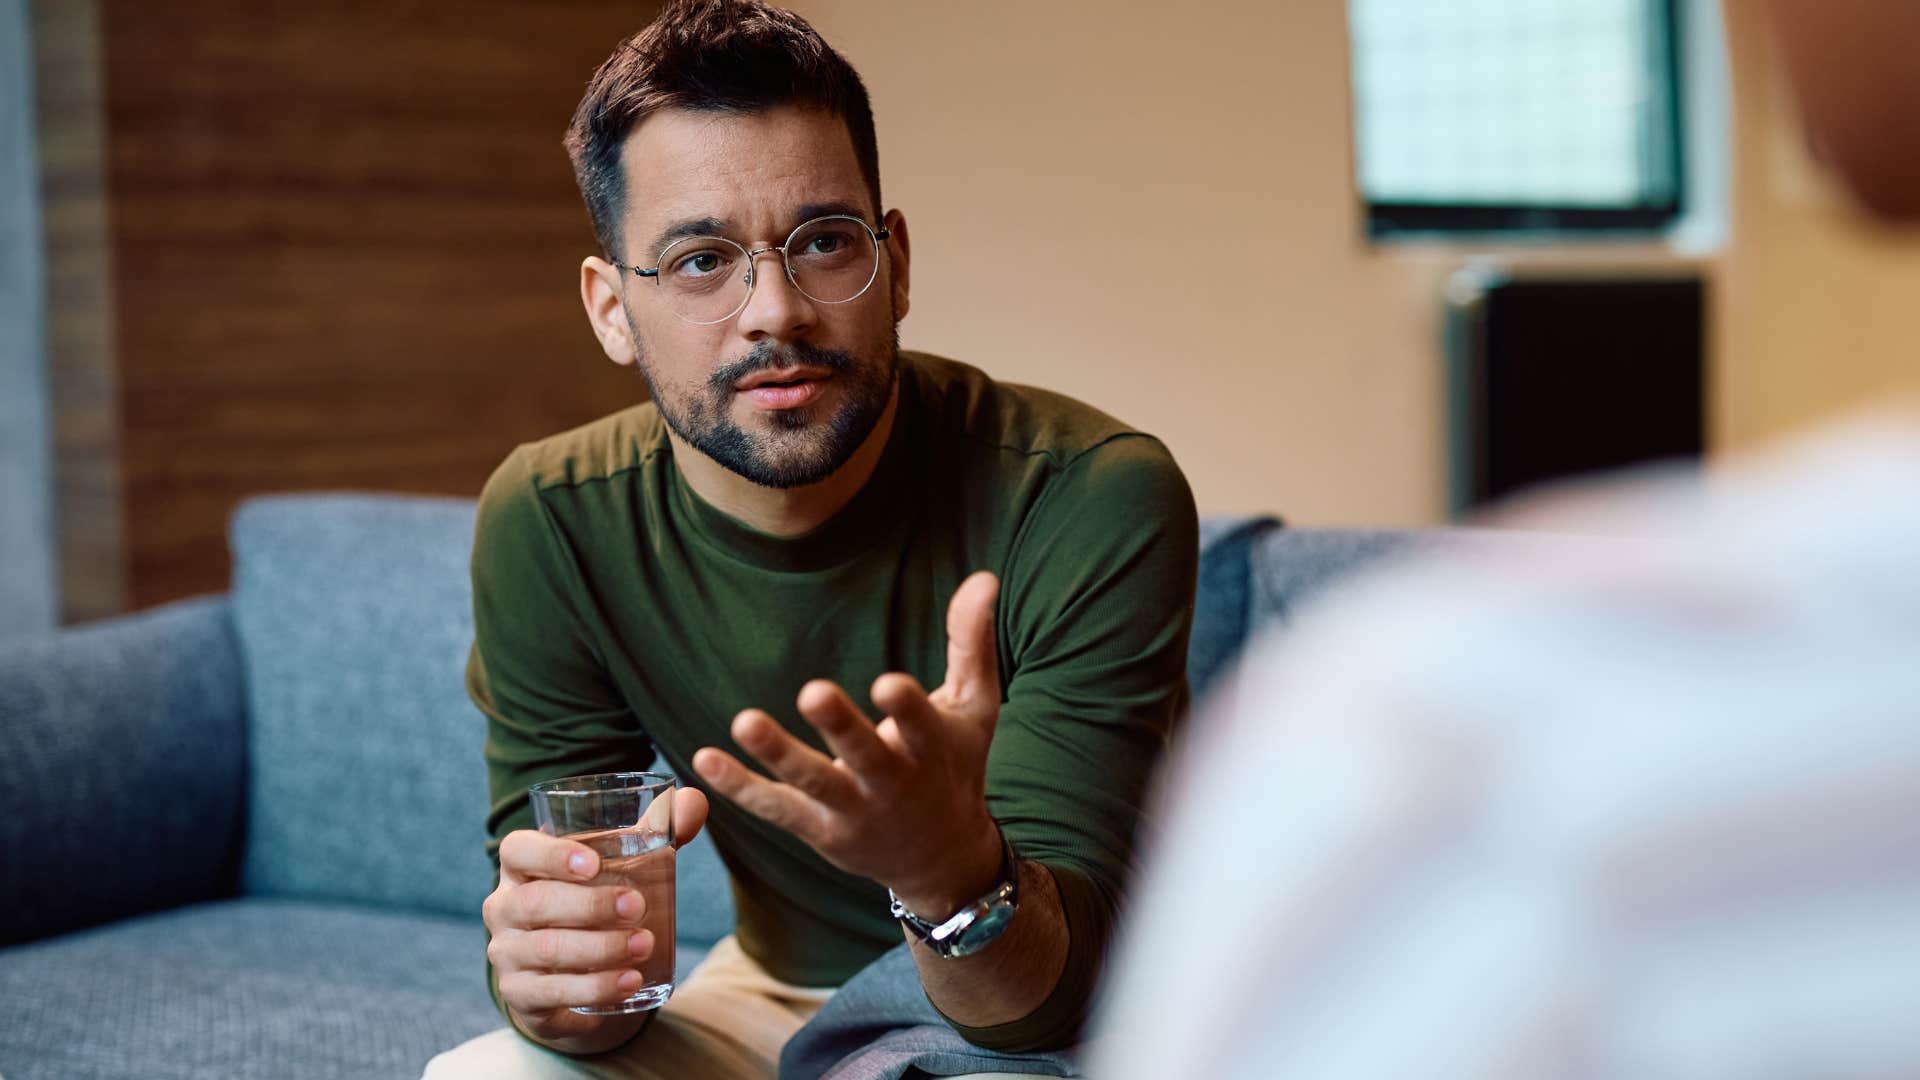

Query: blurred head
[
  {"left": 565, "top": 0, "right": 908, "bottom": 492},
  {"left": 1762, "top": 0, "right": 1920, "bottom": 222}
]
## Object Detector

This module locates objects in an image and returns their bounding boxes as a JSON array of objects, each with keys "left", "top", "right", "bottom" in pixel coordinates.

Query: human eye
[
  {"left": 669, "top": 245, "right": 733, "bottom": 280},
  {"left": 793, "top": 223, "right": 864, "bottom": 264}
]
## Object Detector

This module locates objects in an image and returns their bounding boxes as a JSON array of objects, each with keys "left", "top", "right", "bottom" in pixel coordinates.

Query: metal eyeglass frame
[{"left": 620, "top": 213, "right": 892, "bottom": 326}]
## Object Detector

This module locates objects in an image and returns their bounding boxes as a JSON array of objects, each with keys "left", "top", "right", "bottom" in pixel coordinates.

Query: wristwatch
[{"left": 888, "top": 828, "right": 1020, "bottom": 959}]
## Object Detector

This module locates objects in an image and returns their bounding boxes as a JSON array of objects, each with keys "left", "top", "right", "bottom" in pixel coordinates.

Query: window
[{"left": 1349, "top": 0, "right": 1685, "bottom": 237}]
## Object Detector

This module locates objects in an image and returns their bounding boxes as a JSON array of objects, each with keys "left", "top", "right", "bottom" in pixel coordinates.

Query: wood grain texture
[
  {"left": 100, "top": 0, "right": 660, "bottom": 608},
  {"left": 32, "top": 0, "right": 126, "bottom": 623}
]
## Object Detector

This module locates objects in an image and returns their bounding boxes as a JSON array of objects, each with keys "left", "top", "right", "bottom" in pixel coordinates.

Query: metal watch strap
[{"left": 888, "top": 828, "right": 1020, "bottom": 959}]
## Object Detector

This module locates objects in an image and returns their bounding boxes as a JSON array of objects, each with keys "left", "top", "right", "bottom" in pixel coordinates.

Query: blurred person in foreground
[
  {"left": 1089, "top": 1, "right": 1920, "bottom": 1077},
  {"left": 427, "top": 0, "right": 1195, "bottom": 1076}
]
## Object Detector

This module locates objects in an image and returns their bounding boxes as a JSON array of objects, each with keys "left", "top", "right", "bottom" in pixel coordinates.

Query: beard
[{"left": 628, "top": 315, "right": 901, "bottom": 491}]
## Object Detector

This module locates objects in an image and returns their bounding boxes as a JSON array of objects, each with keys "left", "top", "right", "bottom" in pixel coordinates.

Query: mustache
[{"left": 708, "top": 341, "right": 855, "bottom": 392}]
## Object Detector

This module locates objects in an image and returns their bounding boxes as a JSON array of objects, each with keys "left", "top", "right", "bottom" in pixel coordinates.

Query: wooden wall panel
[
  {"left": 100, "top": 1, "right": 661, "bottom": 608},
  {"left": 32, "top": 0, "right": 125, "bottom": 623}
]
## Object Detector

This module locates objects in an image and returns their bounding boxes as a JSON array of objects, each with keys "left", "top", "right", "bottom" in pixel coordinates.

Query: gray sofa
[{"left": 0, "top": 494, "right": 1426, "bottom": 1080}]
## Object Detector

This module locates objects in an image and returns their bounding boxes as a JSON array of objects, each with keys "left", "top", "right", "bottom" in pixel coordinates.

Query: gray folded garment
[{"left": 778, "top": 943, "right": 1081, "bottom": 1080}]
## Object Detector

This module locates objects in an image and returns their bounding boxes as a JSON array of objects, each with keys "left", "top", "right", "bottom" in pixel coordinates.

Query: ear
[
  {"left": 581, "top": 256, "right": 641, "bottom": 366},
  {"left": 882, "top": 209, "right": 910, "bottom": 323}
]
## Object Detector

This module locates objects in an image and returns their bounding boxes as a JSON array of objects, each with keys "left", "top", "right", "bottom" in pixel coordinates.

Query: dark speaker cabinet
[{"left": 1445, "top": 273, "right": 1706, "bottom": 514}]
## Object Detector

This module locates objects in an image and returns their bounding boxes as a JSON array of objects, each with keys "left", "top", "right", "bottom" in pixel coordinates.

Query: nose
[{"left": 733, "top": 246, "right": 818, "bottom": 342}]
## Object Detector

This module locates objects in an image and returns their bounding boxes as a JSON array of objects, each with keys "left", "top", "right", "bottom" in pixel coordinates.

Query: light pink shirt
[{"left": 1090, "top": 416, "right": 1920, "bottom": 1080}]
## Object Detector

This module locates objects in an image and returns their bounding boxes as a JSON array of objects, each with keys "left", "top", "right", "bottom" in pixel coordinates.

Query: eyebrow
[
  {"left": 642, "top": 201, "right": 877, "bottom": 264},
  {"left": 644, "top": 216, "right": 728, "bottom": 264},
  {"left": 794, "top": 201, "right": 873, "bottom": 226}
]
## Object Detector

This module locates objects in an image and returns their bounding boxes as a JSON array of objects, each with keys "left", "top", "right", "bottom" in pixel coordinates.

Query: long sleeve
[{"left": 946, "top": 433, "right": 1199, "bottom": 1051}]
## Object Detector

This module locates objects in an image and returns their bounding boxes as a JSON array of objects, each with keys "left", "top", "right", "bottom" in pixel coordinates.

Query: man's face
[{"left": 605, "top": 105, "right": 908, "bottom": 489}]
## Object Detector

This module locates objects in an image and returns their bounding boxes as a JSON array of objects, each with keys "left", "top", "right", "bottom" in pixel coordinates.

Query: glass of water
[{"left": 528, "top": 771, "right": 677, "bottom": 1014}]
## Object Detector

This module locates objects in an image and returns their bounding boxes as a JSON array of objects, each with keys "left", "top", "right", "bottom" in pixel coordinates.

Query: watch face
[
  {"left": 951, "top": 902, "right": 1016, "bottom": 955},
  {"left": 974, "top": 903, "right": 1016, "bottom": 939}
]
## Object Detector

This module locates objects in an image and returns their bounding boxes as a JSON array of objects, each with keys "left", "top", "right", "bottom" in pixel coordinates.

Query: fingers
[
  {"left": 692, "top": 746, "right": 830, "bottom": 846},
  {"left": 729, "top": 708, "right": 860, "bottom": 806},
  {"left": 796, "top": 679, "right": 899, "bottom": 779},
  {"left": 869, "top": 671, "right": 945, "bottom": 763},
  {"left": 490, "top": 926, "right": 656, "bottom": 975},
  {"left": 487, "top": 877, "right": 645, "bottom": 933},
  {"left": 498, "top": 828, "right": 604, "bottom": 886},
  {"left": 940, "top": 571, "right": 1001, "bottom": 712},
  {"left": 498, "top": 966, "right": 650, "bottom": 1015}
]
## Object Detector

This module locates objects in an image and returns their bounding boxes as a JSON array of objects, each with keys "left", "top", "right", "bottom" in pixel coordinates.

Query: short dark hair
[{"left": 564, "top": 0, "right": 883, "bottom": 262}]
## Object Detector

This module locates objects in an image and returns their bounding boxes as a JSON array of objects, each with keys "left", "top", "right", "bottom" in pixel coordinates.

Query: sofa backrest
[
  {"left": 1242, "top": 528, "right": 1559, "bottom": 634},
  {"left": 228, "top": 494, "right": 739, "bottom": 944},
  {"left": 231, "top": 495, "right": 495, "bottom": 919},
  {"left": 1246, "top": 529, "right": 1425, "bottom": 630},
  {"left": 224, "top": 494, "right": 1417, "bottom": 932}
]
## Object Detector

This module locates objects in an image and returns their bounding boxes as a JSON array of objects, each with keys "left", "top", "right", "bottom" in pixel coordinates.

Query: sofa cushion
[
  {"left": 0, "top": 898, "right": 502, "bottom": 1080},
  {"left": 0, "top": 895, "right": 711, "bottom": 1080},
  {"left": 231, "top": 494, "right": 495, "bottom": 918}
]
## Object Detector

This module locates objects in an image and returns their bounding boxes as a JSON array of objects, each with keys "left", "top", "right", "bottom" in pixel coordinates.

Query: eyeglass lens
[{"left": 652, "top": 217, "right": 880, "bottom": 324}]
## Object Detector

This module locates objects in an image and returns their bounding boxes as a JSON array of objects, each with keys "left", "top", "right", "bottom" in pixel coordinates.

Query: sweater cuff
[{"left": 938, "top": 860, "right": 1113, "bottom": 1054}]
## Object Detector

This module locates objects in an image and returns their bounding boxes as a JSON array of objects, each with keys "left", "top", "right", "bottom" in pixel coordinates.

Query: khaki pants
[{"left": 422, "top": 935, "right": 1042, "bottom": 1080}]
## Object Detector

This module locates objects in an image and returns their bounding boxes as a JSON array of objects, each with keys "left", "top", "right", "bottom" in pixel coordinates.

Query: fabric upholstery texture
[
  {"left": 230, "top": 494, "right": 496, "bottom": 918},
  {"left": 0, "top": 898, "right": 505, "bottom": 1080},
  {"left": 0, "top": 596, "right": 245, "bottom": 946},
  {"left": 227, "top": 492, "right": 740, "bottom": 946},
  {"left": 1188, "top": 516, "right": 1284, "bottom": 703},
  {"left": 1245, "top": 528, "right": 1422, "bottom": 630},
  {"left": 1244, "top": 528, "right": 1572, "bottom": 633}
]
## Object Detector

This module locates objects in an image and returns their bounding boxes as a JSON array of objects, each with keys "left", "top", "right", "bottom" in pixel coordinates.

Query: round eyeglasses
[{"left": 620, "top": 214, "right": 891, "bottom": 326}]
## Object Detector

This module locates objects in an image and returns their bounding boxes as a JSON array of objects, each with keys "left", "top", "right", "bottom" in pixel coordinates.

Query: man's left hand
[{"left": 691, "top": 570, "right": 1007, "bottom": 917}]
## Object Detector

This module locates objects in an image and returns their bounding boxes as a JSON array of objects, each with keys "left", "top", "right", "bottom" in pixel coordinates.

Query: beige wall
[
  {"left": 1716, "top": 1, "right": 1920, "bottom": 449},
  {"left": 797, "top": 0, "right": 1457, "bottom": 524},
  {"left": 799, "top": 0, "right": 1919, "bottom": 524}
]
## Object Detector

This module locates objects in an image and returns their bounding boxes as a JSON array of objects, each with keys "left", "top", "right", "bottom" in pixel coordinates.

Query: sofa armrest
[{"left": 0, "top": 596, "right": 247, "bottom": 945}]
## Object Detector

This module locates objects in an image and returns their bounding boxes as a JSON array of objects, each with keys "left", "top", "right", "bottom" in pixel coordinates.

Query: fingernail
[
  {"left": 628, "top": 931, "right": 651, "bottom": 957},
  {"left": 616, "top": 891, "right": 641, "bottom": 920},
  {"left": 569, "top": 853, "right": 591, "bottom": 876},
  {"left": 618, "top": 970, "right": 643, "bottom": 991}
]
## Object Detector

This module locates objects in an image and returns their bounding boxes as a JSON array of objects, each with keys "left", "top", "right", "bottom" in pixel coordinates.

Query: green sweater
[{"left": 468, "top": 351, "right": 1197, "bottom": 1051}]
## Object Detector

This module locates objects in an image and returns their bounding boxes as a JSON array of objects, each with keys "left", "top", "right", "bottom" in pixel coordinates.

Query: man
[
  {"left": 425, "top": 1, "right": 1196, "bottom": 1076},
  {"left": 1087, "top": 1, "right": 1920, "bottom": 1077}
]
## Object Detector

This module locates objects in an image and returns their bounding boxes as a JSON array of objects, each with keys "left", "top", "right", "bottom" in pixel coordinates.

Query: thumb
[
  {"left": 670, "top": 785, "right": 710, "bottom": 848},
  {"left": 940, "top": 571, "right": 1001, "bottom": 709}
]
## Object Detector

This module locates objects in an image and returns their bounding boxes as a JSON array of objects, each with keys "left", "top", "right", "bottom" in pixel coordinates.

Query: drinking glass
[{"left": 528, "top": 771, "right": 677, "bottom": 1014}]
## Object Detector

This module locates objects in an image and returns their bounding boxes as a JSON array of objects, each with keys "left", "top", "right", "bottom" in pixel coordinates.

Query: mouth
[
  {"left": 734, "top": 367, "right": 833, "bottom": 410},
  {"left": 733, "top": 366, "right": 835, "bottom": 391}
]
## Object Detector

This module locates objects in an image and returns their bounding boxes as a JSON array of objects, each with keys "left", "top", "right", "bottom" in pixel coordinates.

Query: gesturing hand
[{"left": 692, "top": 571, "right": 1008, "bottom": 916}]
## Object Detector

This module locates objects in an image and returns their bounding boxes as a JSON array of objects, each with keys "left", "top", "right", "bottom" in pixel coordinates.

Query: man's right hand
[{"left": 483, "top": 788, "right": 710, "bottom": 1053}]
